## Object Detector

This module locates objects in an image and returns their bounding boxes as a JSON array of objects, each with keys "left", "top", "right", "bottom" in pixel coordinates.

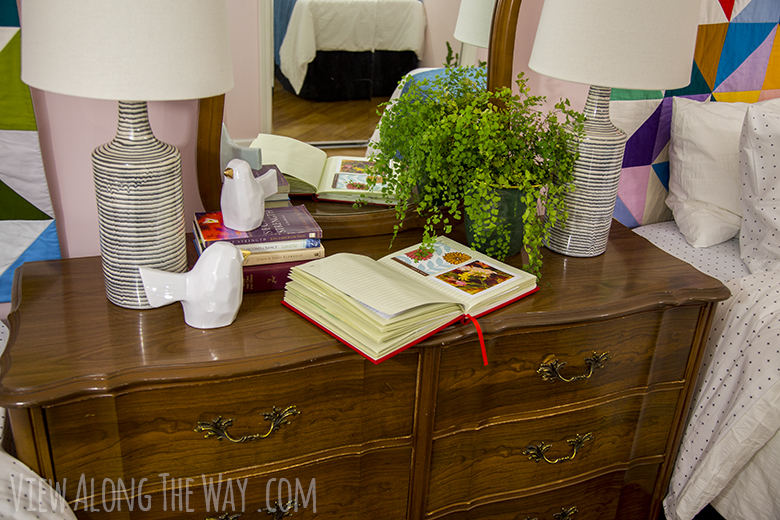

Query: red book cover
[
  {"left": 282, "top": 285, "right": 539, "bottom": 364},
  {"left": 194, "top": 205, "right": 322, "bottom": 246},
  {"left": 243, "top": 260, "right": 312, "bottom": 293}
]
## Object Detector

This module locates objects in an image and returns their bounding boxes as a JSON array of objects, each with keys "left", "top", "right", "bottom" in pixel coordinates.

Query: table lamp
[
  {"left": 454, "top": 0, "right": 497, "bottom": 66},
  {"left": 21, "top": 0, "right": 234, "bottom": 309},
  {"left": 528, "top": 0, "right": 699, "bottom": 257}
]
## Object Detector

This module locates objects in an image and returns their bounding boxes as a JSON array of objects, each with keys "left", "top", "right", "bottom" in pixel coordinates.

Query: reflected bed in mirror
[{"left": 274, "top": 0, "right": 425, "bottom": 101}]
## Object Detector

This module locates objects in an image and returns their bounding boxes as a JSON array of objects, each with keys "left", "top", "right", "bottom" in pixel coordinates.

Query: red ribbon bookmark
[{"left": 463, "top": 314, "right": 488, "bottom": 366}]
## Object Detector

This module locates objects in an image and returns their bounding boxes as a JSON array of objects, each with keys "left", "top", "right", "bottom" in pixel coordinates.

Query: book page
[
  {"left": 378, "top": 236, "right": 537, "bottom": 315},
  {"left": 284, "top": 283, "right": 460, "bottom": 359},
  {"left": 292, "top": 252, "right": 461, "bottom": 318},
  {"left": 249, "top": 134, "right": 327, "bottom": 194},
  {"left": 317, "top": 157, "right": 389, "bottom": 201},
  {"left": 286, "top": 276, "right": 457, "bottom": 342}
]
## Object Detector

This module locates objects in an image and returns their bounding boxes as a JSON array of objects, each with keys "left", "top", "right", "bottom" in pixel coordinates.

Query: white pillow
[
  {"left": 739, "top": 103, "right": 780, "bottom": 273},
  {"left": 667, "top": 96, "right": 780, "bottom": 247}
]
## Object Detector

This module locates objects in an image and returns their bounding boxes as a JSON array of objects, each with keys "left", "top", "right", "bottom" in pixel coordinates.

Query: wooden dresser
[{"left": 0, "top": 222, "right": 729, "bottom": 520}]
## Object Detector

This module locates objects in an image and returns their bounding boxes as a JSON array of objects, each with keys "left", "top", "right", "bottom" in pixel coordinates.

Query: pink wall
[
  {"left": 511, "top": 0, "right": 589, "bottom": 113},
  {"left": 223, "top": 0, "right": 263, "bottom": 141},
  {"left": 31, "top": 94, "right": 202, "bottom": 259}
]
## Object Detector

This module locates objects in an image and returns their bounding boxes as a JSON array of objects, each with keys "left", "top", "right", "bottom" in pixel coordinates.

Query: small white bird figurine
[
  {"left": 221, "top": 158, "right": 278, "bottom": 231},
  {"left": 139, "top": 241, "right": 244, "bottom": 329}
]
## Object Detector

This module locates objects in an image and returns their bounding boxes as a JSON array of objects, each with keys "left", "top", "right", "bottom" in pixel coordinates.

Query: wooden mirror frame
[
  {"left": 195, "top": 0, "right": 522, "bottom": 237},
  {"left": 487, "top": 0, "right": 523, "bottom": 93}
]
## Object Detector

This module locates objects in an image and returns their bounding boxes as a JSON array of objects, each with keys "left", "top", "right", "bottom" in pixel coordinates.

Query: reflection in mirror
[
  {"left": 271, "top": 76, "right": 389, "bottom": 149},
  {"left": 202, "top": 0, "right": 507, "bottom": 233},
  {"left": 269, "top": 0, "right": 424, "bottom": 157}
]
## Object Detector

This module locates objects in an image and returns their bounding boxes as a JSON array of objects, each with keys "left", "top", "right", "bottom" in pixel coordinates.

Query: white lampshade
[
  {"left": 454, "top": 0, "right": 497, "bottom": 49},
  {"left": 529, "top": 0, "right": 700, "bottom": 90},
  {"left": 21, "top": 0, "right": 234, "bottom": 101}
]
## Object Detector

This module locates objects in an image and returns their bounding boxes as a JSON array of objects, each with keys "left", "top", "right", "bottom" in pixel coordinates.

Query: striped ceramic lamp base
[
  {"left": 546, "top": 86, "right": 627, "bottom": 258},
  {"left": 92, "top": 101, "right": 188, "bottom": 309}
]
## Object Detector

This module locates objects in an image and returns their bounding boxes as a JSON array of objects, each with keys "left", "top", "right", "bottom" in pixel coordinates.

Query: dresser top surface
[{"left": 0, "top": 222, "right": 729, "bottom": 406}]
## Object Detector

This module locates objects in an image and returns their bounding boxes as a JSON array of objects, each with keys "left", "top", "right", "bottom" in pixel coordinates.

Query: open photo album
[
  {"left": 249, "top": 133, "right": 396, "bottom": 204},
  {"left": 282, "top": 236, "right": 538, "bottom": 363}
]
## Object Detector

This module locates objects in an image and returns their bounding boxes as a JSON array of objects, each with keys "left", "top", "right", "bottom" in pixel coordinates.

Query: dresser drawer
[
  {"left": 46, "top": 353, "right": 418, "bottom": 487},
  {"left": 428, "top": 469, "right": 627, "bottom": 520},
  {"left": 426, "top": 390, "right": 678, "bottom": 513},
  {"left": 66, "top": 445, "right": 412, "bottom": 520},
  {"left": 435, "top": 306, "right": 699, "bottom": 433}
]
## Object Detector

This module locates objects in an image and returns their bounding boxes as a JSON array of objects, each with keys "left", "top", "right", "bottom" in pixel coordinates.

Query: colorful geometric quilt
[
  {"left": 0, "top": 0, "right": 61, "bottom": 303},
  {"left": 611, "top": 0, "right": 780, "bottom": 228}
]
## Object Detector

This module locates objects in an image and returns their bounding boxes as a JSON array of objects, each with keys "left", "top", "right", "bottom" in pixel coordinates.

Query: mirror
[{"left": 197, "top": 0, "right": 523, "bottom": 237}]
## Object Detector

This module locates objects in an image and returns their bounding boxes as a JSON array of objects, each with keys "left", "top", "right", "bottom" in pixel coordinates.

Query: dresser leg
[{"left": 407, "top": 347, "right": 441, "bottom": 520}]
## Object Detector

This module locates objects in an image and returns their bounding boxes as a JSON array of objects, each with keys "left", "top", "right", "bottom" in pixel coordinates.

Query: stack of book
[{"left": 193, "top": 204, "right": 324, "bottom": 293}]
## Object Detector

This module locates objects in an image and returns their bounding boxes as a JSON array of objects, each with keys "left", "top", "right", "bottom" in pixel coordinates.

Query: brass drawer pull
[
  {"left": 537, "top": 351, "right": 610, "bottom": 383},
  {"left": 261, "top": 501, "right": 297, "bottom": 519},
  {"left": 195, "top": 406, "right": 300, "bottom": 443},
  {"left": 522, "top": 506, "right": 578, "bottom": 520},
  {"left": 524, "top": 432, "right": 593, "bottom": 464},
  {"left": 554, "top": 507, "right": 578, "bottom": 519}
]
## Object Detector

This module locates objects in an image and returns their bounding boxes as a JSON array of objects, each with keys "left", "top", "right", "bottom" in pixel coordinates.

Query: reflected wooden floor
[{"left": 271, "top": 78, "right": 390, "bottom": 157}]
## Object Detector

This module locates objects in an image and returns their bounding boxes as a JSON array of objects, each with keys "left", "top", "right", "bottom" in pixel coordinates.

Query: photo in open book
[
  {"left": 389, "top": 241, "right": 518, "bottom": 297},
  {"left": 338, "top": 159, "right": 373, "bottom": 173},
  {"left": 329, "top": 159, "right": 386, "bottom": 193},
  {"left": 331, "top": 172, "right": 385, "bottom": 192},
  {"left": 435, "top": 261, "right": 514, "bottom": 295}
]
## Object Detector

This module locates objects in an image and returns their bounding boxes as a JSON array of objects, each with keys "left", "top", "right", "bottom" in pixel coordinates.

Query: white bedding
[
  {"left": 634, "top": 222, "right": 780, "bottom": 520},
  {"left": 279, "top": 0, "right": 426, "bottom": 94},
  {"left": 633, "top": 221, "right": 750, "bottom": 283}
]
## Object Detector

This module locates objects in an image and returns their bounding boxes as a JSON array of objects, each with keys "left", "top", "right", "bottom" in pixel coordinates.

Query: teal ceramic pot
[{"left": 465, "top": 188, "right": 526, "bottom": 259}]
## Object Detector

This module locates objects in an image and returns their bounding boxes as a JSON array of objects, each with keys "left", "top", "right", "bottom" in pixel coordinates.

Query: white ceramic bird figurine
[
  {"left": 139, "top": 241, "right": 244, "bottom": 329},
  {"left": 221, "top": 158, "right": 278, "bottom": 231}
]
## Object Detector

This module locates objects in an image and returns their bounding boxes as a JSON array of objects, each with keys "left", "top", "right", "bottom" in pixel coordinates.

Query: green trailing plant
[
  {"left": 367, "top": 66, "right": 584, "bottom": 276},
  {"left": 443, "top": 41, "right": 487, "bottom": 69},
  {"left": 443, "top": 41, "right": 459, "bottom": 68}
]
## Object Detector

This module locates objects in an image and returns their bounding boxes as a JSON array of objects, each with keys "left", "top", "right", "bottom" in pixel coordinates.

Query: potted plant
[{"left": 367, "top": 66, "right": 584, "bottom": 276}]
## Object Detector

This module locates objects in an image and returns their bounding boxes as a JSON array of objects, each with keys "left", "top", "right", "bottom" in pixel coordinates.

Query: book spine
[
  {"left": 206, "top": 238, "right": 320, "bottom": 253},
  {"left": 208, "top": 231, "right": 322, "bottom": 245},
  {"left": 243, "top": 261, "right": 304, "bottom": 293},
  {"left": 242, "top": 246, "right": 325, "bottom": 266}
]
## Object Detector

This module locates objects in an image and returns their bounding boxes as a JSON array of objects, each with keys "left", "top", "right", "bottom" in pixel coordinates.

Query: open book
[
  {"left": 282, "top": 236, "right": 538, "bottom": 364},
  {"left": 249, "top": 133, "right": 395, "bottom": 204}
]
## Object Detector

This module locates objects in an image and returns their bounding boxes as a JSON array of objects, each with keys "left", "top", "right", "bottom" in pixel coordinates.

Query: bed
[
  {"left": 274, "top": 0, "right": 426, "bottom": 101},
  {"left": 634, "top": 221, "right": 780, "bottom": 520},
  {"left": 606, "top": 2, "right": 780, "bottom": 516}
]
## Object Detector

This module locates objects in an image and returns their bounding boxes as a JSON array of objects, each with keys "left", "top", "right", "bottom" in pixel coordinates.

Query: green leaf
[{"left": 370, "top": 66, "right": 584, "bottom": 277}]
